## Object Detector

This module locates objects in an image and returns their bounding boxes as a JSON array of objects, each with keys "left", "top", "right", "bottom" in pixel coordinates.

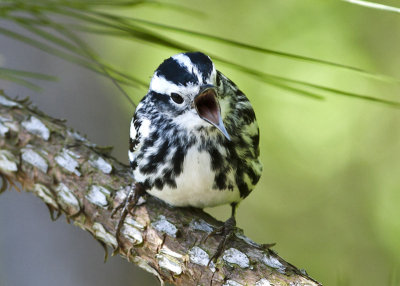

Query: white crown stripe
[
  {"left": 149, "top": 75, "right": 178, "bottom": 95},
  {"left": 149, "top": 74, "right": 201, "bottom": 97},
  {"left": 172, "top": 54, "right": 202, "bottom": 83}
]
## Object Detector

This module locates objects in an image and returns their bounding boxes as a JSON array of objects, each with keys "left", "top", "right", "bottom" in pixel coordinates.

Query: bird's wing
[
  {"left": 128, "top": 98, "right": 153, "bottom": 166},
  {"left": 128, "top": 114, "right": 141, "bottom": 167},
  {"left": 129, "top": 117, "right": 140, "bottom": 153}
]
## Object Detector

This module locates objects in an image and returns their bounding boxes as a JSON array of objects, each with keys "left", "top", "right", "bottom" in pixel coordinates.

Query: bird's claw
[
  {"left": 111, "top": 202, "right": 124, "bottom": 218},
  {"left": 113, "top": 183, "right": 145, "bottom": 253},
  {"left": 205, "top": 216, "right": 236, "bottom": 265}
]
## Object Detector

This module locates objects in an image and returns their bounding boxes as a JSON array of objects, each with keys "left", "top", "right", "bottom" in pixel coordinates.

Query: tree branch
[{"left": 0, "top": 91, "right": 321, "bottom": 286}]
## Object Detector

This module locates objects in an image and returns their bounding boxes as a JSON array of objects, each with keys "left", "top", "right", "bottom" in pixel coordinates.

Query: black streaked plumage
[{"left": 125, "top": 51, "right": 262, "bottom": 261}]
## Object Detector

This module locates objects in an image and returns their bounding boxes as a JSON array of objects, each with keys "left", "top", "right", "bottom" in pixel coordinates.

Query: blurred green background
[{"left": 1, "top": 0, "right": 400, "bottom": 285}]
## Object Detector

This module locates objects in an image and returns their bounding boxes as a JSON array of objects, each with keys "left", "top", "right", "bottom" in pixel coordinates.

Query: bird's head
[{"left": 147, "top": 52, "right": 231, "bottom": 140}]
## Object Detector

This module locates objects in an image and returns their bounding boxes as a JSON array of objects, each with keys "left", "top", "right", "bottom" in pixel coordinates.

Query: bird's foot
[
  {"left": 112, "top": 183, "right": 145, "bottom": 254},
  {"left": 205, "top": 216, "right": 236, "bottom": 264}
]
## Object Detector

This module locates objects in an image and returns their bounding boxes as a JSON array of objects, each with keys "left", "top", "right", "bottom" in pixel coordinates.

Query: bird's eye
[{"left": 171, "top": 93, "right": 184, "bottom": 104}]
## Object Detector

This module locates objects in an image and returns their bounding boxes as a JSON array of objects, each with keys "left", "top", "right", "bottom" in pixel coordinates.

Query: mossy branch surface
[{"left": 0, "top": 91, "right": 321, "bottom": 286}]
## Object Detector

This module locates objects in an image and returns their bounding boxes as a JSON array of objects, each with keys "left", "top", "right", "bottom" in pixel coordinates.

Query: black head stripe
[
  {"left": 184, "top": 52, "right": 214, "bottom": 81},
  {"left": 156, "top": 57, "right": 198, "bottom": 86}
]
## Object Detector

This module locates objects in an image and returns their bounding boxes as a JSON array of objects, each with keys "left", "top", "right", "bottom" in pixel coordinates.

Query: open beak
[{"left": 194, "top": 85, "right": 231, "bottom": 141}]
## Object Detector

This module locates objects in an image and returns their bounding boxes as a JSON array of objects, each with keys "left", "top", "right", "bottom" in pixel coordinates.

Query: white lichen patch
[
  {"left": 122, "top": 223, "right": 143, "bottom": 245},
  {"left": 92, "top": 222, "right": 117, "bottom": 248},
  {"left": 188, "top": 246, "right": 216, "bottom": 272},
  {"left": 55, "top": 183, "right": 80, "bottom": 215},
  {"left": 4, "top": 122, "right": 19, "bottom": 132},
  {"left": 160, "top": 247, "right": 183, "bottom": 260},
  {"left": 114, "top": 187, "right": 127, "bottom": 205},
  {"left": 151, "top": 215, "right": 178, "bottom": 237},
  {"left": 125, "top": 216, "right": 145, "bottom": 230},
  {"left": 113, "top": 186, "right": 145, "bottom": 209},
  {"left": 222, "top": 248, "right": 250, "bottom": 268},
  {"left": 137, "top": 196, "right": 146, "bottom": 205},
  {"left": 32, "top": 184, "right": 57, "bottom": 209},
  {"left": 67, "top": 130, "right": 87, "bottom": 142},
  {"left": 0, "top": 122, "right": 9, "bottom": 136},
  {"left": 7, "top": 123, "right": 18, "bottom": 132},
  {"left": 55, "top": 148, "right": 81, "bottom": 176},
  {"left": 0, "top": 95, "right": 21, "bottom": 107},
  {"left": 67, "top": 149, "right": 81, "bottom": 158},
  {"left": 21, "top": 116, "right": 50, "bottom": 140},
  {"left": 222, "top": 280, "right": 243, "bottom": 286},
  {"left": 122, "top": 216, "right": 145, "bottom": 245},
  {"left": 85, "top": 185, "right": 110, "bottom": 208},
  {"left": 0, "top": 117, "right": 18, "bottom": 134},
  {"left": 89, "top": 156, "right": 112, "bottom": 174},
  {"left": 235, "top": 232, "right": 260, "bottom": 247},
  {"left": 21, "top": 148, "right": 48, "bottom": 173},
  {"left": 0, "top": 116, "right": 11, "bottom": 122},
  {"left": 189, "top": 246, "right": 209, "bottom": 266},
  {"left": 0, "top": 150, "right": 18, "bottom": 173},
  {"left": 68, "top": 130, "right": 97, "bottom": 148},
  {"left": 156, "top": 253, "right": 183, "bottom": 275},
  {"left": 189, "top": 218, "right": 213, "bottom": 233},
  {"left": 255, "top": 279, "right": 272, "bottom": 286},
  {"left": 262, "top": 254, "right": 286, "bottom": 274}
]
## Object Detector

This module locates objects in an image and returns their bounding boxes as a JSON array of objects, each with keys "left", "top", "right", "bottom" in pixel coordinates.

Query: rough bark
[{"left": 0, "top": 91, "right": 322, "bottom": 286}]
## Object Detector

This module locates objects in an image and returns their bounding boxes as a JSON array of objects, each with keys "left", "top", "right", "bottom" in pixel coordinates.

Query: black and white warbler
[{"left": 119, "top": 51, "right": 262, "bottom": 260}]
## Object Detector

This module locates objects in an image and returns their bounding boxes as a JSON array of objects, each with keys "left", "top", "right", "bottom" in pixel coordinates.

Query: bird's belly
[{"left": 146, "top": 147, "right": 240, "bottom": 208}]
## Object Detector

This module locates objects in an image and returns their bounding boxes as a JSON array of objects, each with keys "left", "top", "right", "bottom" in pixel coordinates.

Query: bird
[{"left": 120, "top": 51, "right": 262, "bottom": 261}]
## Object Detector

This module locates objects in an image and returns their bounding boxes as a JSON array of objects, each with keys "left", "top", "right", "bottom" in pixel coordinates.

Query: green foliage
[
  {"left": 0, "top": 67, "right": 56, "bottom": 90},
  {"left": 343, "top": 0, "right": 400, "bottom": 14},
  {"left": 1, "top": 0, "right": 400, "bottom": 107}
]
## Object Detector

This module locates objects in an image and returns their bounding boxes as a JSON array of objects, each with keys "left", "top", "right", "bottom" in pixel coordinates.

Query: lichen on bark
[{"left": 0, "top": 91, "right": 322, "bottom": 286}]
